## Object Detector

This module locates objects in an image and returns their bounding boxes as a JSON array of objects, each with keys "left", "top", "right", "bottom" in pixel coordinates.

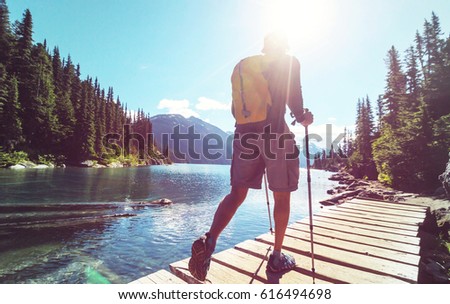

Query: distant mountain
[
  {"left": 150, "top": 114, "right": 232, "bottom": 164},
  {"left": 150, "top": 114, "right": 321, "bottom": 167}
]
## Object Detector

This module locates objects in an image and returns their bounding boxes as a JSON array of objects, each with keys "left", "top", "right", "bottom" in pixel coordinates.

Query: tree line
[
  {"left": 315, "top": 12, "right": 450, "bottom": 193},
  {"left": 0, "top": 1, "right": 155, "bottom": 166}
]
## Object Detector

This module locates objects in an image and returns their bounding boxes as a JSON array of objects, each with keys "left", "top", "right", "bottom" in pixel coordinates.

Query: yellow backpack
[{"left": 231, "top": 55, "right": 272, "bottom": 125}]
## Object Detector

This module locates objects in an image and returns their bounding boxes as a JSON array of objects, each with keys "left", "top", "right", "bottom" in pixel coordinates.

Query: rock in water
[
  {"left": 152, "top": 198, "right": 173, "bottom": 205},
  {"left": 130, "top": 198, "right": 173, "bottom": 206},
  {"left": 439, "top": 152, "right": 450, "bottom": 199},
  {"left": 8, "top": 164, "right": 26, "bottom": 169}
]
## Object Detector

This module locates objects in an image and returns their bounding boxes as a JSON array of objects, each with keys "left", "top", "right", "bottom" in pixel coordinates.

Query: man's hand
[{"left": 301, "top": 110, "right": 314, "bottom": 127}]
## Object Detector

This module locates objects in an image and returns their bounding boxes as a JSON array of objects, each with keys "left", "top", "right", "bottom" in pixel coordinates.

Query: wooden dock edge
[{"left": 130, "top": 198, "right": 429, "bottom": 284}]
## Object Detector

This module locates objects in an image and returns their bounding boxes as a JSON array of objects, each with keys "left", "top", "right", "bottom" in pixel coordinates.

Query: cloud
[
  {"left": 157, "top": 99, "right": 200, "bottom": 118},
  {"left": 195, "top": 97, "right": 230, "bottom": 111}
]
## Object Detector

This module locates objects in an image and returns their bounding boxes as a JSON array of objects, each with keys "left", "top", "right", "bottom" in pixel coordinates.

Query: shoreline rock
[
  {"left": 7, "top": 161, "right": 56, "bottom": 169},
  {"left": 439, "top": 152, "right": 450, "bottom": 199},
  {"left": 321, "top": 170, "right": 412, "bottom": 206}
]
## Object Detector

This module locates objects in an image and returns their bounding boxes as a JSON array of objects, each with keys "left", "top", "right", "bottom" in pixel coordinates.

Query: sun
[{"left": 261, "top": 0, "right": 334, "bottom": 52}]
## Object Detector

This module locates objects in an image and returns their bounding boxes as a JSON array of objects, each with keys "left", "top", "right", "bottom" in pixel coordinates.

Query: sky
[{"left": 7, "top": 0, "right": 450, "bottom": 146}]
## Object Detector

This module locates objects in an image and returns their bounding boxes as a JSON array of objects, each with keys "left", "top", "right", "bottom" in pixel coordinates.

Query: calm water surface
[{"left": 0, "top": 164, "right": 337, "bottom": 283}]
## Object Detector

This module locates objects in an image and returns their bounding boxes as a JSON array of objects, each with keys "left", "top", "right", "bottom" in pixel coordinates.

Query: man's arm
[{"left": 287, "top": 57, "right": 306, "bottom": 123}]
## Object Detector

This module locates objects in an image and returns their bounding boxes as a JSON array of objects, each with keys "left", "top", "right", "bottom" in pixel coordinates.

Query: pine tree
[
  {"left": 12, "top": 9, "right": 33, "bottom": 78},
  {"left": 0, "top": 0, "right": 12, "bottom": 68},
  {"left": 105, "top": 87, "right": 114, "bottom": 133},
  {"left": 53, "top": 48, "right": 75, "bottom": 151},
  {"left": 418, "top": 13, "right": 450, "bottom": 190},
  {"left": 383, "top": 46, "right": 406, "bottom": 128},
  {"left": 404, "top": 46, "right": 422, "bottom": 112},
  {"left": 1, "top": 72, "right": 23, "bottom": 151},
  {"left": 0, "top": 64, "right": 5, "bottom": 124},
  {"left": 75, "top": 77, "right": 96, "bottom": 159},
  {"left": 94, "top": 80, "right": 106, "bottom": 156},
  {"left": 26, "top": 43, "right": 59, "bottom": 154},
  {"left": 415, "top": 31, "right": 427, "bottom": 84},
  {"left": 375, "top": 94, "right": 384, "bottom": 134},
  {"left": 351, "top": 96, "right": 376, "bottom": 178},
  {"left": 70, "top": 63, "right": 82, "bottom": 115},
  {"left": 114, "top": 95, "right": 122, "bottom": 133}
]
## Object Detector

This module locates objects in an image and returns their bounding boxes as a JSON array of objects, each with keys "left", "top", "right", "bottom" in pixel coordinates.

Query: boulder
[
  {"left": 8, "top": 164, "right": 26, "bottom": 169},
  {"left": 438, "top": 152, "right": 450, "bottom": 199},
  {"left": 107, "top": 161, "right": 123, "bottom": 168},
  {"left": 81, "top": 160, "right": 96, "bottom": 167},
  {"left": 92, "top": 164, "right": 107, "bottom": 168},
  {"left": 19, "top": 161, "right": 38, "bottom": 168},
  {"left": 34, "top": 164, "right": 51, "bottom": 169}
]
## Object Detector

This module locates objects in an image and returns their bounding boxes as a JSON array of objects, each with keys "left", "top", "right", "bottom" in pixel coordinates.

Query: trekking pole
[
  {"left": 304, "top": 124, "right": 316, "bottom": 284},
  {"left": 263, "top": 171, "right": 274, "bottom": 234}
]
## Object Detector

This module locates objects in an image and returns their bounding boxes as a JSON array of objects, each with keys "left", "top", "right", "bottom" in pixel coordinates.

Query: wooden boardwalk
[{"left": 130, "top": 197, "right": 428, "bottom": 284}]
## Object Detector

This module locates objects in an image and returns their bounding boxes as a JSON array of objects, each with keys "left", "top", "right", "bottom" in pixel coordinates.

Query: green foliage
[
  {"left": 347, "top": 96, "right": 377, "bottom": 179},
  {"left": 0, "top": 0, "right": 12, "bottom": 67},
  {"left": 352, "top": 12, "right": 450, "bottom": 192},
  {"left": 0, "top": 65, "right": 23, "bottom": 151},
  {"left": 0, "top": 149, "right": 29, "bottom": 167},
  {"left": 0, "top": 1, "right": 167, "bottom": 165},
  {"left": 37, "top": 154, "right": 55, "bottom": 166}
]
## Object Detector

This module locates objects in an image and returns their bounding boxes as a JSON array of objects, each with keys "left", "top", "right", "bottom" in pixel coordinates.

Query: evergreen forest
[
  {"left": 0, "top": 1, "right": 157, "bottom": 167},
  {"left": 314, "top": 12, "right": 449, "bottom": 193}
]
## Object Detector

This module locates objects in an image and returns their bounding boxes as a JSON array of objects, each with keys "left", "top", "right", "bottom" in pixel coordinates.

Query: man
[{"left": 189, "top": 32, "right": 313, "bottom": 281}]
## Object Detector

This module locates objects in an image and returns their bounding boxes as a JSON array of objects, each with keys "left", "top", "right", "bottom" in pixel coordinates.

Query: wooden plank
[
  {"left": 311, "top": 216, "right": 421, "bottom": 244},
  {"left": 214, "top": 245, "right": 329, "bottom": 284},
  {"left": 327, "top": 208, "right": 423, "bottom": 226},
  {"left": 129, "top": 270, "right": 187, "bottom": 284},
  {"left": 283, "top": 227, "right": 420, "bottom": 266},
  {"left": 289, "top": 219, "right": 420, "bottom": 255},
  {"left": 349, "top": 197, "right": 428, "bottom": 210},
  {"left": 346, "top": 199, "right": 427, "bottom": 214},
  {"left": 336, "top": 204, "right": 426, "bottom": 220},
  {"left": 170, "top": 257, "right": 264, "bottom": 284},
  {"left": 149, "top": 270, "right": 188, "bottom": 284},
  {"left": 256, "top": 233, "right": 418, "bottom": 283},
  {"left": 344, "top": 200, "right": 427, "bottom": 216},
  {"left": 129, "top": 275, "right": 155, "bottom": 284},
  {"left": 235, "top": 240, "right": 408, "bottom": 284},
  {"left": 318, "top": 209, "right": 420, "bottom": 233},
  {"left": 211, "top": 248, "right": 272, "bottom": 283},
  {"left": 330, "top": 206, "right": 424, "bottom": 226}
]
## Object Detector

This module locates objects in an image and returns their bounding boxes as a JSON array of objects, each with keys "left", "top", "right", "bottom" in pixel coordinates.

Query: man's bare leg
[
  {"left": 208, "top": 187, "right": 249, "bottom": 244},
  {"left": 266, "top": 190, "right": 296, "bottom": 272},
  {"left": 273, "top": 191, "right": 291, "bottom": 252}
]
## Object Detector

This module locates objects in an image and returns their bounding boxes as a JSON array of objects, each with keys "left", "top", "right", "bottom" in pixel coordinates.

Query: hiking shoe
[
  {"left": 266, "top": 252, "right": 296, "bottom": 273},
  {"left": 188, "top": 233, "right": 214, "bottom": 281}
]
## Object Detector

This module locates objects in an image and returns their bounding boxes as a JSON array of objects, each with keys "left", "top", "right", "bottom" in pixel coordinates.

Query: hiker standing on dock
[{"left": 189, "top": 32, "right": 314, "bottom": 281}]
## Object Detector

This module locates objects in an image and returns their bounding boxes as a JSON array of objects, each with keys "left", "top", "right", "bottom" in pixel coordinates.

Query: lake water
[{"left": 0, "top": 164, "right": 337, "bottom": 283}]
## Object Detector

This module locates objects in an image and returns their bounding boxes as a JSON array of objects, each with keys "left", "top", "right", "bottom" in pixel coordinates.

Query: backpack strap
[{"left": 238, "top": 60, "right": 251, "bottom": 118}]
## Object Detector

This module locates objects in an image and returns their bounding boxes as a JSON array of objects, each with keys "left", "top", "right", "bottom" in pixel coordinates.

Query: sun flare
[{"left": 261, "top": 0, "right": 334, "bottom": 51}]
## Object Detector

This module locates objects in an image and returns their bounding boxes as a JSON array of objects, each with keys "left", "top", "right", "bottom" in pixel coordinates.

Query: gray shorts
[{"left": 230, "top": 131, "right": 300, "bottom": 192}]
